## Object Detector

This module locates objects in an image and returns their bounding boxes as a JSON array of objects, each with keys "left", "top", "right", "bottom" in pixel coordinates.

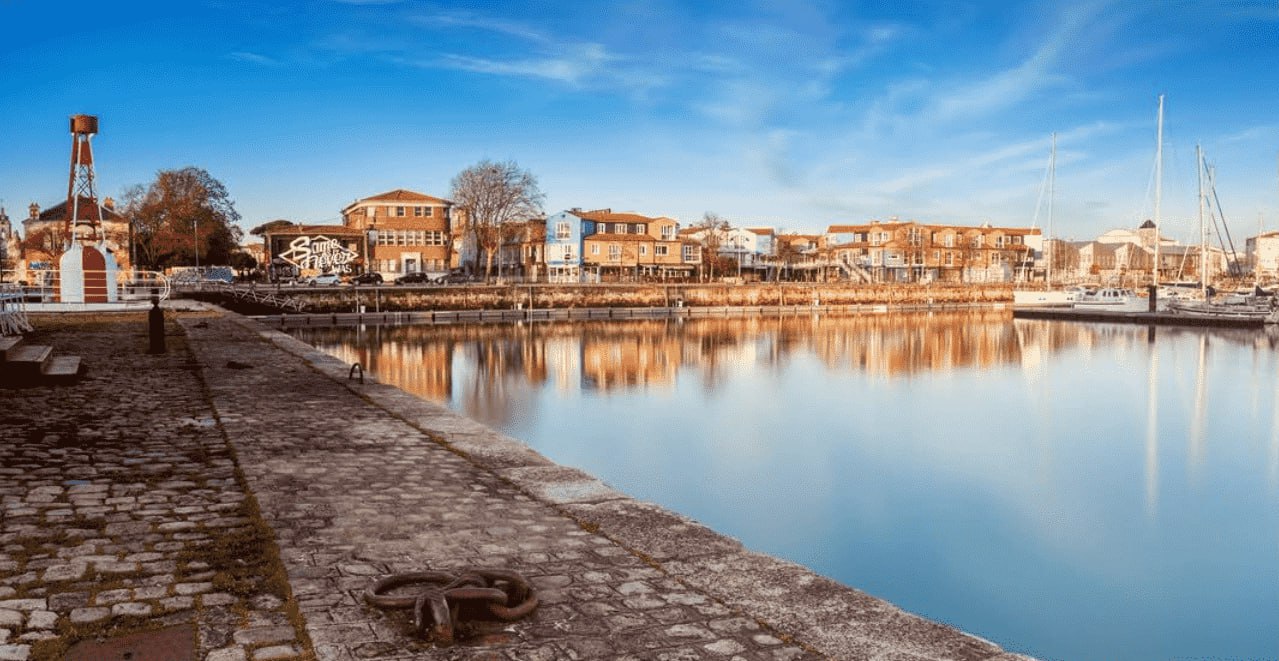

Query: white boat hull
[{"left": 1013, "top": 290, "right": 1076, "bottom": 307}]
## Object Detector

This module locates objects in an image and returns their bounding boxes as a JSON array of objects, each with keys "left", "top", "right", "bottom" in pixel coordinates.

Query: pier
[{"left": 1012, "top": 306, "right": 1267, "bottom": 328}]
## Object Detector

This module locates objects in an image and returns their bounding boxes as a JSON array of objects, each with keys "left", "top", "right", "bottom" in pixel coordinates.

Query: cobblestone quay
[{"left": 2, "top": 308, "right": 1034, "bottom": 661}]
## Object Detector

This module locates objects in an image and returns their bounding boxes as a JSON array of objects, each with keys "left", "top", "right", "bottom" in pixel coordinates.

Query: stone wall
[{"left": 274, "top": 283, "right": 1013, "bottom": 313}]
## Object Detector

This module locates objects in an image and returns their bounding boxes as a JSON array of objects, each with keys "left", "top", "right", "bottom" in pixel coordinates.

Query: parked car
[
  {"left": 351, "top": 272, "right": 383, "bottom": 285},
  {"left": 306, "top": 273, "right": 342, "bottom": 286},
  {"left": 394, "top": 271, "right": 434, "bottom": 285}
]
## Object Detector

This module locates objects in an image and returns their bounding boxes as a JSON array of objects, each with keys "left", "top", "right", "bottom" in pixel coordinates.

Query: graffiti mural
[{"left": 277, "top": 235, "right": 358, "bottom": 273}]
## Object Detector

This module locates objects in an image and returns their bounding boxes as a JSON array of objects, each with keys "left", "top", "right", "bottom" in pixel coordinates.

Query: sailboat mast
[
  {"left": 1153, "top": 94, "right": 1164, "bottom": 287},
  {"left": 1047, "top": 132, "right": 1056, "bottom": 288},
  {"left": 1197, "top": 144, "right": 1206, "bottom": 298}
]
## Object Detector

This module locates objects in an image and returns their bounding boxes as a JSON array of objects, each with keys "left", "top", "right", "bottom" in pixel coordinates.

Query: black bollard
[
  {"left": 148, "top": 288, "right": 166, "bottom": 354},
  {"left": 1147, "top": 284, "right": 1158, "bottom": 313}
]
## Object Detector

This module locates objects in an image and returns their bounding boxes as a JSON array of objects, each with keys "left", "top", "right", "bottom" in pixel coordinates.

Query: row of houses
[
  {"left": 253, "top": 188, "right": 1059, "bottom": 284},
  {"left": 8, "top": 183, "right": 1277, "bottom": 286}
]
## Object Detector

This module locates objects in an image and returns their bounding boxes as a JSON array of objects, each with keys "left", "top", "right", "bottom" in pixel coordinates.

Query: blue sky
[{"left": 2, "top": 0, "right": 1277, "bottom": 242}]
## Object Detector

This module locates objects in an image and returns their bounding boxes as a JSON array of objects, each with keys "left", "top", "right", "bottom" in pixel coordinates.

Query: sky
[{"left": 1, "top": 0, "right": 1277, "bottom": 244}]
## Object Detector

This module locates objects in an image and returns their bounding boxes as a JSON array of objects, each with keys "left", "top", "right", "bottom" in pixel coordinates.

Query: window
[
  {"left": 682, "top": 245, "right": 697, "bottom": 262},
  {"left": 634, "top": 224, "right": 644, "bottom": 234},
  {"left": 656, "top": 245, "right": 669, "bottom": 256},
  {"left": 591, "top": 244, "right": 600, "bottom": 255},
  {"left": 556, "top": 222, "right": 571, "bottom": 240},
  {"left": 943, "top": 235, "right": 954, "bottom": 248},
  {"left": 609, "top": 244, "right": 621, "bottom": 260},
  {"left": 395, "top": 206, "right": 406, "bottom": 217},
  {"left": 661, "top": 226, "right": 675, "bottom": 240},
  {"left": 563, "top": 245, "right": 575, "bottom": 261},
  {"left": 639, "top": 245, "right": 648, "bottom": 256},
  {"left": 616, "top": 224, "right": 628, "bottom": 235},
  {"left": 945, "top": 252, "right": 954, "bottom": 266},
  {"left": 413, "top": 206, "right": 432, "bottom": 217}
]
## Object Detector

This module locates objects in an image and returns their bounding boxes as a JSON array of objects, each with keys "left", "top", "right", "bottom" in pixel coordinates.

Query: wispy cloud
[
  {"left": 408, "top": 12, "right": 549, "bottom": 44},
  {"left": 436, "top": 43, "right": 612, "bottom": 87},
  {"left": 227, "top": 51, "right": 281, "bottom": 66},
  {"left": 405, "top": 11, "right": 664, "bottom": 93},
  {"left": 1215, "top": 124, "right": 1279, "bottom": 145}
]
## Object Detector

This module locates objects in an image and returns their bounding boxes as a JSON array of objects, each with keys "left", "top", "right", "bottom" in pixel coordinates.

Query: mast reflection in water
[{"left": 290, "top": 310, "right": 1279, "bottom": 661}]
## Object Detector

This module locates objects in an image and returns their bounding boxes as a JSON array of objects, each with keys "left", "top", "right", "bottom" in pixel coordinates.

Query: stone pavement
[
  {"left": 1, "top": 312, "right": 303, "bottom": 661},
  {"left": 1, "top": 308, "right": 1035, "bottom": 660}
]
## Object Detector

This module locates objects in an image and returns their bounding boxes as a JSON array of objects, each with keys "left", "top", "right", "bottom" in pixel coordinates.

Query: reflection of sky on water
[{"left": 292, "top": 314, "right": 1279, "bottom": 661}]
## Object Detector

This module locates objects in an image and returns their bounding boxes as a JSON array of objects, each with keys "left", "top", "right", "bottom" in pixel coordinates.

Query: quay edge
[{"left": 194, "top": 305, "right": 1040, "bottom": 660}]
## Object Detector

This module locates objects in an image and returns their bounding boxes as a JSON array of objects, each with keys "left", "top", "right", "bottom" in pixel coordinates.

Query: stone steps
[{"left": 0, "top": 334, "right": 84, "bottom": 388}]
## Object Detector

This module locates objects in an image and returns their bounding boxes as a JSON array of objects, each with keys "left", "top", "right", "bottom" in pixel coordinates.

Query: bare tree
[
  {"left": 450, "top": 160, "right": 544, "bottom": 281},
  {"left": 696, "top": 212, "right": 730, "bottom": 281}
]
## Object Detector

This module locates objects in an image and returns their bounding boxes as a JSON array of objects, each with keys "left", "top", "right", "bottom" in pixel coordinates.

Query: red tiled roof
[
  {"left": 577, "top": 210, "right": 656, "bottom": 223},
  {"left": 267, "top": 224, "right": 363, "bottom": 236},
  {"left": 746, "top": 227, "right": 775, "bottom": 236},
  {"left": 34, "top": 199, "right": 125, "bottom": 222},
  {"left": 365, "top": 189, "right": 450, "bottom": 203}
]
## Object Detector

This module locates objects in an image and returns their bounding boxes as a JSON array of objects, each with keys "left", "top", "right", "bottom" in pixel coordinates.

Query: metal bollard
[{"left": 148, "top": 288, "right": 166, "bottom": 354}]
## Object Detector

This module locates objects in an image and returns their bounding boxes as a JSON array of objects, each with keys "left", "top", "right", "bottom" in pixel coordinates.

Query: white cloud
[
  {"left": 407, "top": 12, "right": 550, "bottom": 44},
  {"left": 437, "top": 43, "right": 611, "bottom": 87},
  {"left": 227, "top": 51, "right": 281, "bottom": 66}
]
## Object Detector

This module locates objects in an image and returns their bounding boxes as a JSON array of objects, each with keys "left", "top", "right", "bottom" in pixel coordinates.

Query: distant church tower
[{"left": 58, "top": 114, "right": 118, "bottom": 303}]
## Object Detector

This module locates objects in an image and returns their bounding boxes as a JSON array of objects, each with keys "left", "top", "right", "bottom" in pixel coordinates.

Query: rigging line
[{"left": 1205, "top": 163, "right": 1243, "bottom": 275}]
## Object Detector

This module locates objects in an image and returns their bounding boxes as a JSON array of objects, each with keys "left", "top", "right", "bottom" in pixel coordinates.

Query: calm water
[{"left": 290, "top": 311, "right": 1279, "bottom": 661}]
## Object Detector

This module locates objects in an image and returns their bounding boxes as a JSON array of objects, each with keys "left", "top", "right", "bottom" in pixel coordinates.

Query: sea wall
[{"left": 257, "top": 283, "right": 1013, "bottom": 313}]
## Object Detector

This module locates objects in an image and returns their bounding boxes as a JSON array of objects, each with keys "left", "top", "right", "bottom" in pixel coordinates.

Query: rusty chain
[{"left": 364, "top": 568, "right": 539, "bottom": 644}]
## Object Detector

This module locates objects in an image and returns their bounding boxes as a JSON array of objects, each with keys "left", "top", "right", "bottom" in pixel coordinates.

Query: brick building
[{"left": 341, "top": 189, "right": 455, "bottom": 279}]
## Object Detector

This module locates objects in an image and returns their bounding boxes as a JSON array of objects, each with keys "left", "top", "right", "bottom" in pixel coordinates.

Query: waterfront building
[
  {"left": 578, "top": 209, "right": 698, "bottom": 281},
  {"left": 261, "top": 221, "right": 364, "bottom": 282},
  {"left": 544, "top": 208, "right": 699, "bottom": 283},
  {"left": 341, "top": 189, "right": 455, "bottom": 279},
  {"left": 21, "top": 197, "right": 132, "bottom": 273},
  {"left": 825, "top": 220, "right": 1037, "bottom": 283},
  {"left": 0, "top": 206, "right": 16, "bottom": 278},
  {"left": 496, "top": 218, "right": 546, "bottom": 280},
  {"left": 1246, "top": 231, "right": 1279, "bottom": 281},
  {"left": 543, "top": 209, "right": 598, "bottom": 283},
  {"left": 771, "top": 233, "right": 824, "bottom": 280}
]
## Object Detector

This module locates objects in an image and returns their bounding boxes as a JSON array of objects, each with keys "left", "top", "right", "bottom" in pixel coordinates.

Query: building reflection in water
[
  {"left": 293, "top": 310, "right": 1126, "bottom": 425},
  {"left": 291, "top": 312, "right": 1278, "bottom": 513}
]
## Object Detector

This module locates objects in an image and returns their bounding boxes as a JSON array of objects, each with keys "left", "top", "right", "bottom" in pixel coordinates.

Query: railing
[
  {"left": 0, "top": 284, "right": 33, "bottom": 335},
  {"left": 176, "top": 280, "right": 307, "bottom": 312},
  {"left": 1, "top": 269, "right": 171, "bottom": 305}
]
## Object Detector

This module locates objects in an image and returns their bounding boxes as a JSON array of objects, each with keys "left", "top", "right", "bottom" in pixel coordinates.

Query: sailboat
[
  {"left": 1013, "top": 133, "right": 1079, "bottom": 307},
  {"left": 1167, "top": 145, "right": 1278, "bottom": 323}
]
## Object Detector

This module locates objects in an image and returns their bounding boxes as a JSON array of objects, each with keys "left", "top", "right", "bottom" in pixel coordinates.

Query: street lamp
[{"left": 366, "top": 218, "right": 378, "bottom": 276}]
